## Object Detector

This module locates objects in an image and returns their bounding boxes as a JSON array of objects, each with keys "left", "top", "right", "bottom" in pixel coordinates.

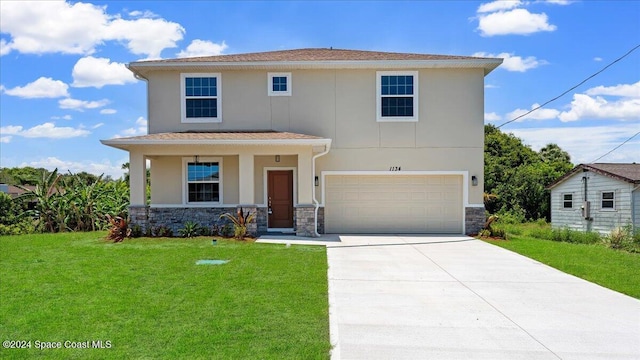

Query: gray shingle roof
[{"left": 548, "top": 163, "right": 640, "bottom": 189}]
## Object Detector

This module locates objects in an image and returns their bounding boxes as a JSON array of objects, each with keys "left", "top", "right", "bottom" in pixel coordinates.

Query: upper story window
[
  {"left": 562, "top": 193, "right": 573, "bottom": 209},
  {"left": 268, "top": 72, "right": 291, "bottom": 96},
  {"left": 601, "top": 191, "right": 615, "bottom": 210},
  {"left": 181, "top": 73, "right": 221, "bottom": 123},
  {"left": 376, "top": 71, "right": 419, "bottom": 122},
  {"left": 183, "top": 157, "right": 222, "bottom": 204}
]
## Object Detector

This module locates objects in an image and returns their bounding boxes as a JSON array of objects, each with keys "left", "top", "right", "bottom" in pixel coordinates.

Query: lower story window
[
  {"left": 601, "top": 191, "right": 615, "bottom": 210},
  {"left": 562, "top": 193, "right": 573, "bottom": 209},
  {"left": 187, "top": 161, "right": 220, "bottom": 203}
]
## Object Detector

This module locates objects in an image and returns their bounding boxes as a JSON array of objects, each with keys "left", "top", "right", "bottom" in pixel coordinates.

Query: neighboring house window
[
  {"left": 562, "top": 193, "right": 573, "bottom": 209},
  {"left": 268, "top": 72, "right": 291, "bottom": 96},
  {"left": 181, "top": 73, "right": 221, "bottom": 123},
  {"left": 184, "top": 158, "right": 222, "bottom": 204},
  {"left": 601, "top": 191, "right": 615, "bottom": 210},
  {"left": 376, "top": 71, "right": 419, "bottom": 122}
]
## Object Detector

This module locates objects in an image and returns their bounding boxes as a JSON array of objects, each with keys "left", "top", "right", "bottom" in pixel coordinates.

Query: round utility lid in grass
[{"left": 196, "top": 260, "right": 230, "bottom": 265}]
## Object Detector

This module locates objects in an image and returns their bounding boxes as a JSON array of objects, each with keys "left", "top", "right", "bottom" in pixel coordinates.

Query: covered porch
[{"left": 101, "top": 131, "right": 331, "bottom": 237}]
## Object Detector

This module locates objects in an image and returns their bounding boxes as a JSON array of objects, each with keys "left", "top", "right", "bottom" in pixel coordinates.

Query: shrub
[
  {"left": 220, "top": 224, "right": 233, "bottom": 238},
  {"left": 106, "top": 214, "right": 131, "bottom": 243},
  {"left": 219, "top": 207, "right": 255, "bottom": 240},
  {"left": 603, "top": 225, "right": 635, "bottom": 251},
  {"left": 130, "top": 224, "right": 143, "bottom": 238},
  {"left": 152, "top": 225, "right": 173, "bottom": 238},
  {"left": 478, "top": 215, "right": 507, "bottom": 239},
  {"left": 178, "top": 221, "right": 201, "bottom": 238}
]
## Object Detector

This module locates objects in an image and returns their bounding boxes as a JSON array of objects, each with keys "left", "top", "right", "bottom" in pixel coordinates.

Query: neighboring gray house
[{"left": 548, "top": 163, "right": 640, "bottom": 233}]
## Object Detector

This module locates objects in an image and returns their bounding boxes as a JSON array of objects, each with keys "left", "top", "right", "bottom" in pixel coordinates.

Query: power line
[
  {"left": 590, "top": 131, "right": 640, "bottom": 163},
  {"left": 497, "top": 43, "right": 640, "bottom": 128}
]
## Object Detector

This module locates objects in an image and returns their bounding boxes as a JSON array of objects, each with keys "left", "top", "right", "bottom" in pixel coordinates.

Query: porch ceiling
[{"left": 101, "top": 130, "right": 332, "bottom": 151}]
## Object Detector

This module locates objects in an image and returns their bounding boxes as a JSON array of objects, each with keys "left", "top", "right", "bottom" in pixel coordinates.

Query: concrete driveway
[{"left": 327, "top": 235, "right": 640, "bottom": 360}]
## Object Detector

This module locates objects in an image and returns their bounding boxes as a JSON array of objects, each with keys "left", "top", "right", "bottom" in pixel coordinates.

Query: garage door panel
[{"left": 325, "top": 175, "right": 463, "bottom": 234}]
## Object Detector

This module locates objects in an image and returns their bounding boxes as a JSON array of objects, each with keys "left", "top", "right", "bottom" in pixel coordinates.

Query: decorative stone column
[
  {"left": 129, "top": 205, "right": 149, "bottom": 232},
  {"left": 465, "top": 207, "right": 485, "bottom": 235},
  {"left": 295, "top": 204, "right": 317, "bottom": 237}
]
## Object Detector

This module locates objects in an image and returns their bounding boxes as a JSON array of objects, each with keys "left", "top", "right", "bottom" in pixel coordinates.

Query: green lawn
[
  {"left": 0, "top": 232, "right": 330, "bottom": 359},
  {"left": 484, "top": 233, "right": 640, "bottom": 299}
]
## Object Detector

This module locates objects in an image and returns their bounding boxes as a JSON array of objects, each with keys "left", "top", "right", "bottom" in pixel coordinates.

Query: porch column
[
  {"left": 129, "top": 150, "right": 147, "bottom": 206},
  {"left": 238, "top": 152, "right": 255, "bottom": 205},
  {"left": 297, "top": 147, "right": 313, "bottom": 205}
]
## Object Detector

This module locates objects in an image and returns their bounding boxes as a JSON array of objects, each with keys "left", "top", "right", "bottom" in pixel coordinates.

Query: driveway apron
[{"left": 327, "top": 235, "right": 640, "bottom": 360}]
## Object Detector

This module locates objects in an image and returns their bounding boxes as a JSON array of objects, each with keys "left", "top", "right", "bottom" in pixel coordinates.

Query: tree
[{"left": 484, "top": 125, "right": 573, "bottom": 221}]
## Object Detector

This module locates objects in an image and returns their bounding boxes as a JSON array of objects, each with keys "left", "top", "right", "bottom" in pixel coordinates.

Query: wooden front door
[{"left": 267, "top": 170, "right": 294, "bottom": 228}]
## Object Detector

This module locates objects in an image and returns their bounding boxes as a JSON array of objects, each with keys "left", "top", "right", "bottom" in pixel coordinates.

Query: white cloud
[
  {"left": 51, "top": 115, "right": 73, "bottom": 120},
  {"left": 506, "top": 103, "right": 561, "bottom": 121},
  {"left": 72, "top": 56, "right": 137, "bottom": 88},
  {"left": 2, "top": 77, "right": 69, "bottom": 98},
  {"left": 19, "top": 157, "right": 127, "bottom": 179},
  {"left": 510, "top": 123, "right": 640, "bottom": 164},
  {"left": 0, "top": 1, "right": 184, "bottom": 58},
  {"left": 0, "top": 125, "right": 25, "bottom": 135},
  {"left": 93, "top": 123, "right": 105, "bottom": 129},
  {"left": 0, "top": 122, "right": 90, "bottom": 139},
  {"left": 473, "top": 52, "right": 547, "bottom": 72},
  {"left": 544, "top": 0, "right": 572, "bottom": 5},
  {"left": 177, "top": 39, "right": 228, "bottom": 58},
  {"left": 585, "top": 81, "right": 640, "bottom": 98},
  {"left": 100, "top": 109, "right": 117, "bottom": 115},
  {"left": 477, "top": 8, "right": 557, "bottom": 36},
  {"left": 59, "top": 98, "right": 109, "bottom": 111},
  {"left": 484, "top": 112, "right": 502, "bottom": 122},
  {"left": 0, "top": 136, "right": 11, "bottom": 143},
  {"left": 115, "top": 116, "right": 147, "bottom": 137},
  {"left": 0, "top": 39, "right": 10, "bottom": 56},
  {"left": 105, "top": 17, "right": 184, "bottom": 59},
  {"left": 558, "top": 94, "right": 640, "bottom": 122},
  {"left": 593, "top": 57, "right": 603, "bottom": 62},
  {"left": 477, "top": 1, "right": 523, "bottom": 13}
]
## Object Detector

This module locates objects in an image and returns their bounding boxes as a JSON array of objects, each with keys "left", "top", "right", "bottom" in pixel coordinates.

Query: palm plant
[
  {"left": 17, "top": 168, "right": 62, "bottom": 232},
  {"left": 219, "top": 207, "right": 255, "bottom": 240}
]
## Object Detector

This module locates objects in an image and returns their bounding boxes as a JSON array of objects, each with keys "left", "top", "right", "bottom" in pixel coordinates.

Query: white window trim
[
  {"left": 267, "top": 72, "right": 292, "bottom": 96},
  {"left": 180, "top": 73, "right": 222, "bottom": 123},
  {"left": 376, "top": 70, "right": 419, "bottom": 122},
  {"left": 600, "top": 190, "right": 616, "bottom": 211},
  {"left": 182, "top": 157, "right": 223, "bottom": 205},
  {"left": 561, "top": 193, "right": 573, "bottom": 210}
]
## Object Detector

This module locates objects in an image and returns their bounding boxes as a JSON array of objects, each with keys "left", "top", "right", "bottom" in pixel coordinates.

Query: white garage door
[{"left": 325, "top": 175, "right": 463, "bottom": 234}]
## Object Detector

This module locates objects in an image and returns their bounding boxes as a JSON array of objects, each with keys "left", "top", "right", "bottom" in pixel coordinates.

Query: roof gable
[{"left": 548, "top": 163, "right": 640, "bottom": 189}]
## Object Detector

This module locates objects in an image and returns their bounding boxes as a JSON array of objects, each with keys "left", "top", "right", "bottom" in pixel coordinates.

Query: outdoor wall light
[
  {"left": 315, "top": 176, "right": 319, "bottom": 186},
  {"left": 275, "top": 155, "right": 280, "bottom": 162},
  {"left": 471, "top": 175, "right": 478, "bottom": 186}
]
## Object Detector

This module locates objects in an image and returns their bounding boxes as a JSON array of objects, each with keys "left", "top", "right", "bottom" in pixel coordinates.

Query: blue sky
[{"left": 1, "top": 0, "right": 638, "bottom": 179}]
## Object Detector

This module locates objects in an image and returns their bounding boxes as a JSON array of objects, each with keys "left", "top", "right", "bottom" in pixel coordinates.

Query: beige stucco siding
[
  {"left": 149, "top": 155, "right": 239, "bottom": 205},
  {"left": 146, "top": 68, "right": 485, "bottom": 149},
  {"left": 143, "top": 67, "right": 486, "bottom": 206}
]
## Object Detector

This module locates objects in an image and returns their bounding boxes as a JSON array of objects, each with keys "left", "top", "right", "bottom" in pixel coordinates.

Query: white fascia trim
[
  {"left": 320, "top": 170, "right": 470, "bottom": 206},
  {"left": 130, "top": 59, "right": 502, "bottom": 74},
  {"left": 101, "top": 138, "right": 332, "bottom": 148}
]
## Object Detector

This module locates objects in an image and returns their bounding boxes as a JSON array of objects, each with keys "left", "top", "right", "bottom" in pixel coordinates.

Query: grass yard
[
  {"left": 484, "top": 232, "right": 640, "bottom": 299},
  {"left": 0, "top": 232, "right": 330, "bottom": 359}
]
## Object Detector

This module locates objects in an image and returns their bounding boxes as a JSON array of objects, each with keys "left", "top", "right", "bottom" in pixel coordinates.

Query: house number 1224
[{"left": 389, "top": 166, "right": 401, "bottom": 171}]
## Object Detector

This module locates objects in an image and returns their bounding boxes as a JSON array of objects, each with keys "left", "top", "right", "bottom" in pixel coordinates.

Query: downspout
[{"left": 312, "top": 143, "right": 331, "bottom": 237}]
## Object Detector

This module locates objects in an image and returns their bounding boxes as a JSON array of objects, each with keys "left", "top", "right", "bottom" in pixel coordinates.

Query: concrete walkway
[{"left": 327, "top": 235, "right": 640, "bottom": 360}]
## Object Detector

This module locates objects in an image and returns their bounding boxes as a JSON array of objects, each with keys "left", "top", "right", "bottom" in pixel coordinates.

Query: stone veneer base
[
  {"left": 465, "top": 206, "right": 485, "bottom": 235},
  {"left": 129, "top": 205, "right": 326, "bottom": 237}
]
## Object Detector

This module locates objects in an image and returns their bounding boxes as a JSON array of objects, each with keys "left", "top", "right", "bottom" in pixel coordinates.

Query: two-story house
[{"left": 102, "top": 48, "right": 502, "bottom": 237}]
